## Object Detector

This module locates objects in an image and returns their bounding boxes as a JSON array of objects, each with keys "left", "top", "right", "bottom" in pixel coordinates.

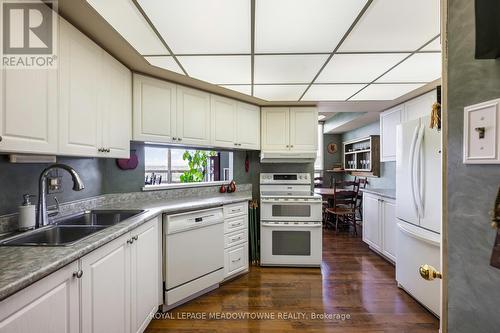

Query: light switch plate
[{"left": 463, "top": 98, "right": 500, "bottom": 164}]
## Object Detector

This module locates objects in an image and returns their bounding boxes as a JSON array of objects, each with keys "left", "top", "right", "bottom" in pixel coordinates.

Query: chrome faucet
[{"left": 36, "top": 164, "right": 85, "bottom": 228}]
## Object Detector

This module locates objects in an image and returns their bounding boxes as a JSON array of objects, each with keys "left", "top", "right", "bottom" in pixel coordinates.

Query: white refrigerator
[{"left": 395, "top": 115, "right": 442, "bottom": 317}]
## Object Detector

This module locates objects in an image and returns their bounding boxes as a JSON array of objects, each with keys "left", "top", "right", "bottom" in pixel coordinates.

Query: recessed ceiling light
[
  {"left": 254, "top": 85, "right": 308, "bottom": 101},
  {"left": 87, "top": 0, "right": 167, "bottom": 55},
  {"left": 377, "top": 53, "right": 441, "bottom": 83},
  {"left": 254, "top": 55, "right": 327, "bottom": 84},
  {"left": 177, "top": 56, "right": 251, "bottom": 85},
  {"left": 303, "top": 84, "right": 366, "bottom": 101}
]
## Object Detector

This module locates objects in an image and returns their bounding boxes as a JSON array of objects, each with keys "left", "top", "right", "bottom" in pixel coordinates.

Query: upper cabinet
[
  {"left": 176, "top": 86, "right": 211, "bottom": 146},
  {"left": 380, "top": 105, "right": 403, "bottom": 162},
  {"left": 380, "top": 90, "right": 437, "bottom": 162},
  {"left": 0, "top": 69, "right": 58, "bottom": 155},
  {"left": 133, "top": 74, "right": 177, "bottom": 143},
  {"left": 211, "top": 95, "right": 260, "bottom": 150},
  {"left": 59, "top": 18, "right": 131, "bottom": 158},
  {"left": 261, "top": 107, "right": 317, "bottom": 152},
  {"left": 133, "top": 75, "right": 260, "bottom": 150}
]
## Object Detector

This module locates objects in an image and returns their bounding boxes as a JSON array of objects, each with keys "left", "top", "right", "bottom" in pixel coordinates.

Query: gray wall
[
  {"left": 447, "top": 1, "right": 500, "bottom": 331},
  {"left": 322, "top": 133, "right": 342, "bottom": 187},
  {"left": 341, "top": 121, "right": 396, "bottom": 189}
]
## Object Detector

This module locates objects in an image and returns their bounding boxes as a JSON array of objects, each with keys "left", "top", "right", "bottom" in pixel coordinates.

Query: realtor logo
[{"left": 1, "top": 0, "right": 58, "bottom": 68}]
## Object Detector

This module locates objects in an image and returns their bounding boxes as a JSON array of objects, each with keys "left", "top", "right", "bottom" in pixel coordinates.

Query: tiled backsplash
[{"left": 0, "top": 183, "right": 252, "bottom": 234}]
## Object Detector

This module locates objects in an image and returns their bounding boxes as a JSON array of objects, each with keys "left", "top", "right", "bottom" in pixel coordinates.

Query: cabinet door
[
  {"left": 224, "top": 242, "right": 249, "bottom": 279},
  {"left": 403, "top": 90, "right": 436, "bottom": 122},
  {"left": 101, "top": 53, "right": 132, "bottom": 158},
  {"left": 261, "top": 107, "right": 289, "bottom": 151},
  {"left": 0, "top": 68, "right": 58, "bottom": 154},
  {"left": 59, "top": 18, "right": 102, "bottom": 156},
  {"left": 362, "top": 194, "right": 381, "bottom": 251},
  {"left": 236, "top": 102, "right": 260, "bottom": 150},
  {"left": 131, "top": 217, "right": 160, "bottom": 333},
  {"left": 211, "top": 95, "right": 237, "bottom": 148},
  {"left": 289, "top": 107, "right": 318, "bottom": 152},
  {"left": 381, "top": 199, "right": 397, "bottom": 262},
  {"left": 133, "top": 74, "right": 176, "bottom": 143},
  {"left": 176, "top": 86, "right": 210, "bottom": 146},
  {"left": 380, "top": 105, "right": 402, "bottom": 162},
  {"left": 0, "top": 261, "right": 79, "bottom": 333},
  {"left": 81, "top": 233, "right": 131, "bottom": 333}
]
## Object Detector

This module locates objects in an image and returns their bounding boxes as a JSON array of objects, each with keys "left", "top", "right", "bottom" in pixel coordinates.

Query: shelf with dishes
[{"left": 343, "top": 136, "right": 380, "bottom": 177}]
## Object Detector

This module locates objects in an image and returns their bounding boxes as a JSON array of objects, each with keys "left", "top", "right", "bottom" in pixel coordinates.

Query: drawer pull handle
[
  {"left": 73, "top": 270, "right": 83, "bottom": 279},
  {"left": 231, "top": 223, "right": 242, "bottom": 227},
  {"left": 232, "top": 258, "right": 241, "bottom": 263},
  {"left": 231, "top": 236, "right": 242, "bottom": 242}
]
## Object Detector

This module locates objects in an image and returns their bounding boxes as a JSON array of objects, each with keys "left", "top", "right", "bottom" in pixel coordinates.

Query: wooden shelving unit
[{"left": 343, "top": 135, "right": 380, "bottom": 177}]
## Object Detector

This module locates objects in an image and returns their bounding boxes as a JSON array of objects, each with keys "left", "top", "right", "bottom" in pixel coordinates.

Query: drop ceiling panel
[
  {"left": 138, "top": 0, "right": 251, "bottom": 54},
  {"left": 144, "top": 56, "right": 184, "bottom": 74},
  {"left": 254, "top": 55, "right": 327, "bottom": 84},
  {"left": 317, "top": 53, "right": 409, "bottom": 83},
  {"left": 87, "top": 0, "right": 168, "bottom": 55},
  {"left": 220, "top": 85, "right": 252, "bottom": 95},
  {"left": 178, "top": 56, "right": 251, "bottom": 84},
  {"left": 255, "top": 0, "right": 367, "bottom": 53},
  {"left": 254, "top": 85, "right": 308, "bottom": 101},
  {"left": 377, "top": 53, "right": 441, "bottom": 83},
  {"left": 421, "top": 38, "right": 442, "bottom": 52},
  {"left": 303, "top": 84, "right": 366, "bottom": 101},
  {"left": 339, "top": 0, "right": 440, "bottom": 52},
  {"left": 350, "top": 83, "right": 425, "bottom": 101}
]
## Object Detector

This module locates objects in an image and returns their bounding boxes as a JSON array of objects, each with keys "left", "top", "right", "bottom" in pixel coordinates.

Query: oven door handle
[
  {"left": 261, "top": 199, "right": 321, "bottom": 203},
  {"left": 261, "top": 222, "right": 322, "bottom": 228}
]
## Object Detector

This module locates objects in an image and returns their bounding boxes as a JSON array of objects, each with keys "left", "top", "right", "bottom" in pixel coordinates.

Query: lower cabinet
[
  {"left": 81, "top": 216, "right": 160, "bottom": 333},
  {"left": 0, "top": 261, "right": 80, "bottom": 333},
  {"left": 362, "top": 193, "right": 396, "bottom": 263},
  {"left": 223, "top": 203, "right": 249, "bottom": 280}
]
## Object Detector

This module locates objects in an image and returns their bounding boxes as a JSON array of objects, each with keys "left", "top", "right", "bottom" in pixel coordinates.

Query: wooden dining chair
[
  {"left": 354, "top": 177, "right": 368, "bottom": 223},
  {"left": 325, "top": 181, "right": 360, "bottom": 235}
]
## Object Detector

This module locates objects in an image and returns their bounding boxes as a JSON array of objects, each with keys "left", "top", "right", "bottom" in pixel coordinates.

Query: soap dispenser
[{"left": 19, "top": 194, "right": 36, "bottom": 230}]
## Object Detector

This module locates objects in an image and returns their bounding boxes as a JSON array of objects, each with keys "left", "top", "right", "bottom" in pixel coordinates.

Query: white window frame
[{"left": 315, "top": 123, "right": 324, "bottom": 172}]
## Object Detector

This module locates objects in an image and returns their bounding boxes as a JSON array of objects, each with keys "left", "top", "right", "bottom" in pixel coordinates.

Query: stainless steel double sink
[{"left": 0, "top": 210, "right": 145, "bottom": 247}]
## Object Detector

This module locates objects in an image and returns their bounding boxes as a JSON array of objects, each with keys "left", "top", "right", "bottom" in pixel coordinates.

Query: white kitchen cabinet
[
  {"left": 223, "top": 202, "right": 249, "bottom": 280},
  {"left": 211, "top": 95, "right": 237, "bottom": 148},
  {"left": 81, "top": 232, "right": 131, "bottom": 333},
  {"left": 261, "top": 107, "right": 318, "bottom": 153},
  {"left": 100, "top": 52, "right": 132, "bottom": 159},
  {"left": 380, "top": 105, "right": 403, "bottom": 162},
  {"left": 289, "top": 107, "right": 318, "bottom": 151},
  {"left": 261, "top": 107, "right": 289, "bottom": 151},
  {"left": 0, "top": 68, "right": 58, "bottom": 154},
  {"left": 403, "top": 90, "right": 436, "bottom": 122},
  {"left": 362, "top": 192, "right": 396, "bottom": 263},
  {"left": 59, "top": 18, "right": 132, "bottom": 158},
  {"left": 362, "top": 193, "right": 381, "bottom": 252},
  {"left": 59, "top": 18, "right": 102, "bottom": 157},
  {"left": 176, "top": 86, "right": 211, "bottom": 146},
  {"left": 381, "top": 199, "right": 397, "bottom": 262},
  {"left": 130, "top": 217, "right": 160, "bottom": 333},
  {"left": 235, "top": 102, "right": 260, "bottom": 150},
  {"left": 211, "top": 97, "right": 260, "bottom": 150},
  {"left": 0, "top": 261, "right": 80, "bottom": 333},
  {"left": 133, "top": 74, "right": 177, "bottom": 143}
]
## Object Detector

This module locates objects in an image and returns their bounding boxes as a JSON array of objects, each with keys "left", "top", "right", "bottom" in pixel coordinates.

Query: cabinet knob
[
  {"left": 173, "top": 137, "right": 177, "bottom": 141},
  {"left": 178, "top": 138, "right": 182, "bottom": 141},
  {"left": 290, "top": 145, "right": 294, "bottom": 148},
  {"left": 127, "top": 238, "right": 134, "bottom": 244},
  {"left": 98, "top": 148, "right": 103, "bottom": 152},
  {"left": 132, "top": 235, "right": 138, "bottom": 241},
  {"left": 106, "top": 148, "right": 110, "bottom": 153},
  {"left": 73, "top": 270, "right": 83, "bottom": 279},
  {"left": 286, "top": 145, "right": 289, "bottom": 148}
]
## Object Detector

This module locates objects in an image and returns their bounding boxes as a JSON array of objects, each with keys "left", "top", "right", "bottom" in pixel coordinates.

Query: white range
[{"left": 259, "top": 173, "right": 322, "bottom": 267}]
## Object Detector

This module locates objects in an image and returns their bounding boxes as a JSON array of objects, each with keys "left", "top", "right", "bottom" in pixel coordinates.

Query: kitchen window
[
  {"left": 144, "top": 146, "right": 233, "bottom": 189},
  {"left": 314, "top": 123, "right": 324, "bottom": 172}
]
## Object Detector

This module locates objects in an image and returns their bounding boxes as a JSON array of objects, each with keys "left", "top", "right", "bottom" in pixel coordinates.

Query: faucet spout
[{"left": 37, "top": 164, "right": 85, "bottom": 228}]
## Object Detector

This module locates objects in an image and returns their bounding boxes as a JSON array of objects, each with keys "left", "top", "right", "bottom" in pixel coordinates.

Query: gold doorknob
[{"left": 419, "top": 264, "right": 442, "bottom": 281}]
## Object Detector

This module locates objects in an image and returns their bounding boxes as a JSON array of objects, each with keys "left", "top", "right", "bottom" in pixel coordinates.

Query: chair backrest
[{"left": 333, "top": 181, "right": 360, "bottom": 209}]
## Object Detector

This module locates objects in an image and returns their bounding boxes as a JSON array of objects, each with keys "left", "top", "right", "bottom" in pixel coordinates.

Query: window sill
[{"left": 142, "top": 180, "right": 230, "bottom": 192}]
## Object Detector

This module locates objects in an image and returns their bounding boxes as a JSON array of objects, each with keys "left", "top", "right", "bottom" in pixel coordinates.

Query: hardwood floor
[{"left": 146, "top": 228, "right": 439, "bottom": 333}]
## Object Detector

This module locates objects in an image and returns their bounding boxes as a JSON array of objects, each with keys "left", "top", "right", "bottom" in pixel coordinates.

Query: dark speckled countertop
[{"left": 0, "top": 191, "right": 251, "bottom": 301}]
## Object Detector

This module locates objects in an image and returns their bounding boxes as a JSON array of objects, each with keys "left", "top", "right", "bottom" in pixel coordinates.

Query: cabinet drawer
[
  {"left": 224, "top": 243, "right": 248, "bottom": 278},
  {"left": 224, "top": 229, "right": 248, "bottom": 249},
  {"left": 224, "top": 215, "right": 247, "bottom": 234},
  {"left": 223, "top": 202, "right": 248, "bottom": 219}
]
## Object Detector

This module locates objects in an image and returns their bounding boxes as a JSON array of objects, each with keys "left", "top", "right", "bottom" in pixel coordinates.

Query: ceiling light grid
[{"left": 90, "top": 0, "right": 442, "bottom": 101}]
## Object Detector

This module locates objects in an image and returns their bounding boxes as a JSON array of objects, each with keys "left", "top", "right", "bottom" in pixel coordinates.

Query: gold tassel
[{"left": 430, "top": 102, "right": 441, "bottom": 130}]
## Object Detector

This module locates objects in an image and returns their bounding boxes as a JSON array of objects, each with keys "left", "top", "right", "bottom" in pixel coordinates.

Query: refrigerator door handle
[
  {"left": 409, "top": 123, "right": 420, "bottom": 217},
  {"left": 414, "top": 125, "right": 425, "bottom": 218}
]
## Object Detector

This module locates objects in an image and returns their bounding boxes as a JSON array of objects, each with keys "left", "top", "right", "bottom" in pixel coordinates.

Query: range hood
[{"left": 260, "top": 151, "right": 316, "bottom": 163}]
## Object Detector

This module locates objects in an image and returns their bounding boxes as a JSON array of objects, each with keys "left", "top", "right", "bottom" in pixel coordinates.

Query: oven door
[
  {"left": 260, "top": 199, "right": 322, "bottom": 222},
  {"left": 260, "top": 222, "right": 322, "bottom": 266}
]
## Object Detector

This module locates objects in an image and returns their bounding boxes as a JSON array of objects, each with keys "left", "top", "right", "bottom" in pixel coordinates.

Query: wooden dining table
[{"left": 314, "top": 187, "right": 355, "bottom": 199}]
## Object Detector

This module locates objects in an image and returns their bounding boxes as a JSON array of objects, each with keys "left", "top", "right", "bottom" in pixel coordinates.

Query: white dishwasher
[{"left": 163, "top": 207, "right": 224, "bottom": 311}]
